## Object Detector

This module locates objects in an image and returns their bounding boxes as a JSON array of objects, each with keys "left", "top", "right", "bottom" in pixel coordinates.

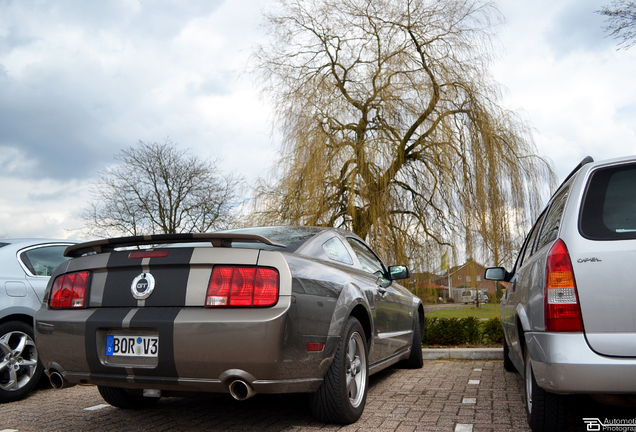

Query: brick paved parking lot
[{"left": 1, "top": 360, "right": 634, "bottom": 432}]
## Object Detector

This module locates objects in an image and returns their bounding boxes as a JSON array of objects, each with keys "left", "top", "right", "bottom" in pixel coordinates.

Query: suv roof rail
[
  {"left": 562, "top": 156, "right": 594, "bottom": 185},
  {"left": 550, "top": 156, "right": 594, "bottom": 198}
]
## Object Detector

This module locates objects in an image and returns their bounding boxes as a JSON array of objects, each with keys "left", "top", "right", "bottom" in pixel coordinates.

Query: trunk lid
[{"left": 572, "top": 241, "right": 636, "bottom": 357}]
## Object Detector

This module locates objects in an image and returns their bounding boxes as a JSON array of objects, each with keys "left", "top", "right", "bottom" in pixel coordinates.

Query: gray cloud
[{"left": 0, "top": 0, "right": 230, "bottom": 182}]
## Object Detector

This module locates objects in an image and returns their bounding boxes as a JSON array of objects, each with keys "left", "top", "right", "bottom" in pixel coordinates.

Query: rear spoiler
[{"left": 65, "top": 233, "right": 286, "bottom": 258}]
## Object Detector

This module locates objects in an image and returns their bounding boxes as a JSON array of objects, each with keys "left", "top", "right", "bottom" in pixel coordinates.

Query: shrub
[
  {"left": 481, "top": 317, "right": 504, "bottom": 344},
  {"left": 422, "top": 316, "right": 504, "bottom": 346},
  {"left": 423, "top": 318, "right": 465, "bottom": 345},
  {"left": 463, "top": 316, "right": 480, "bottom": 344},
  {"left": 447, "top": 297, "right": 455, "bottom": 303}
]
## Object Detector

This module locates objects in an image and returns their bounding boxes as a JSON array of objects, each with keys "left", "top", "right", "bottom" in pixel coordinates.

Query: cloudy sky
[{"left": 1, "top": 0, "right": 635, "bottom": 240}]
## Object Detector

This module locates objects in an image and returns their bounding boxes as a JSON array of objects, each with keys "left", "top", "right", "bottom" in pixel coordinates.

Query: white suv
[{"left": 486, "top": 156, "right": 636, "bottom": 432}]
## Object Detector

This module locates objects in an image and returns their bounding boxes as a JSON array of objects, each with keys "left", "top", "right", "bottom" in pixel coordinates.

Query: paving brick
[{"left": 3, "top": 360, "right": 633, "bottom": 431}]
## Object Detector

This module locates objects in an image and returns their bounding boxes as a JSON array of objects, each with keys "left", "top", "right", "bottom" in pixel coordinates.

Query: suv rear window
[{"left": 580, "top": 163, "right": 636, "bottom": 240}]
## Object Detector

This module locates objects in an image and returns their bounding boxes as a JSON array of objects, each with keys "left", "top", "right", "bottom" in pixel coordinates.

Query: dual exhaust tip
[{"left": 49, "top": 370, "right": 255, "bottom": 401}]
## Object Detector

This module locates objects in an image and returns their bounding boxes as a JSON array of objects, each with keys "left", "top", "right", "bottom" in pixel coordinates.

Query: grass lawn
[{"left": 425, "top": 304, "right": 500, "bottom": 319}]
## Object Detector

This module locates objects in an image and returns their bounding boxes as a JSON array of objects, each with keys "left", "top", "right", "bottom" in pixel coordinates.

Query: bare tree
[
  {"left": 252, "top": 0, "right": 555, "bottom": 269},
  {"left": 82, "top": 139, "right": 241, "bottom": 237},
  {"left": 598, "top": 0, "right": 636, "bottom": 49}
]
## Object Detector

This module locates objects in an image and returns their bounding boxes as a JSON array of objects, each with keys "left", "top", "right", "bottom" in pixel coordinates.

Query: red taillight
[
  {"left": 206, "top": 266, "right": 279, "bottom": 307},
  {"left": 545, "top": 240, "right": 583, "bottom": 332},
  {"left": 50, "top": 271, "right": 90, "bottom": 309}
]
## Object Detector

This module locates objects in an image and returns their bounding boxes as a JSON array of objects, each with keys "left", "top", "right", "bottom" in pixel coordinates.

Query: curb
[{"left": 422, "top": 348, "right": 503, "bottom": 360}]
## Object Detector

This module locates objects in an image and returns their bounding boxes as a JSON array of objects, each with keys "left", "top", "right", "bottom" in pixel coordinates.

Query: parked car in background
[
  {"left": 460, "top": 289, "right": 488, "bottom": 304},
  {"left": 486, "top": 156, "right": 636, "bottom": 432},
  {"left": 0, "top": 239, "right": 74, "bottom": 402},
  {"left": 461, "top": 289, "right": 474, "bottom": 304},
  {"left": 35, "top": 226, "right": 423, "bottom": 424}
]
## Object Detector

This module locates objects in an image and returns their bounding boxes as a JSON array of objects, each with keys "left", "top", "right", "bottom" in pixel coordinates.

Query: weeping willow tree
[{"left": 252, "top": 0, "right": 555, "bottom": 269}]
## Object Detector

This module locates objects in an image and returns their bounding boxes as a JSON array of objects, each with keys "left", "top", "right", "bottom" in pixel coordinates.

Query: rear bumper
[
  {"left": 35, "top": 296, "right": 337, "bottom": 394},
  {"left": 526, "top": 332, "right": 636, "bottom": 394}
]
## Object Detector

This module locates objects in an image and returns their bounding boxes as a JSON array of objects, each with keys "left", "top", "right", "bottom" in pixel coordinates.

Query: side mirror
[
  {"left": 484, "top": 267, "right": 510, "bottom": 282},
  {"left": 388, "top": 265, "right": 410, "bottom": 280}
]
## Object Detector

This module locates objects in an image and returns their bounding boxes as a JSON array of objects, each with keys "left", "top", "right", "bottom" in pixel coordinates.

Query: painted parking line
[
  {"left": 1, "top": 429, "right": 19, "bottom": 432},
  {"left": 455, "top": 424, "right": 473, "bottom": 432},
  {"left": 468, "top": 379, "right": 480, "bottom": 385},
  {"left": 462, "top": 397, "right": 477, "bottom": 404},
  {"left": 84, "top": 404, "right": 111, "bottom": 411}
]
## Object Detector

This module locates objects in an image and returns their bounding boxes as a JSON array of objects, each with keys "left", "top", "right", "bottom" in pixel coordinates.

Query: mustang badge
[{"left": 131, "top": 272, "right": 155, "bottom": 300}]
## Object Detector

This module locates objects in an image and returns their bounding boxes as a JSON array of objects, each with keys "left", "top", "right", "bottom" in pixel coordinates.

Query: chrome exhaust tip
[
  {"left": 229, "top": 380, "right": 255, "bottom": 401},
  {"left": 49, "top": 371, "right": 66, "bottom": 389}
]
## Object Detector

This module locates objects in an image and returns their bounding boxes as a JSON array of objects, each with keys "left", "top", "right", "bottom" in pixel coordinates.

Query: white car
[{"left": 0, "top": 239, "right": 73, "bottom": 402}]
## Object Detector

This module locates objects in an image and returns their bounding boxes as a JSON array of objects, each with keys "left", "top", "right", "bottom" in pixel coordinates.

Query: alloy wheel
[
  {"left": 0, "top": 330, "right": 39, "bottom": 392},
  {"left": 345, "top": 331, "right": 367, "bottom": 408}
]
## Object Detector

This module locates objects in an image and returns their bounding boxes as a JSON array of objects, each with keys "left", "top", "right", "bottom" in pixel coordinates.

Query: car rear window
[
  {"left": 580, "top": 163, "right": 636, "bottom": 240},
  {"left": 20, "top": 245, "right": 71, "bottom": 276}
]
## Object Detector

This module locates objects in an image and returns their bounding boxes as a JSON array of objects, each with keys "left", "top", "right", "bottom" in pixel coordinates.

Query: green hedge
[{"left": 422, "top": 316, "right": 504, "bottom": 346}]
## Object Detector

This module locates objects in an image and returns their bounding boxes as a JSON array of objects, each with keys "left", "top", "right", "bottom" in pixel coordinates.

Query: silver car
[
  {"left": 35, "top": 226, "right": 423, "bottom": 424},
  {"left": 486, "top": 156, "right": 636, "bottom": 432},
  {"left": 0, "top": 239, "right": 74, "bottom": 402}
]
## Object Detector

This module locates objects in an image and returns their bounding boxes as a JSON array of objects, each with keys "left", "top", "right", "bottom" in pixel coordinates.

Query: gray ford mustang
[{"left": 35, "top": 226, "right": 423, "bottom": 423}]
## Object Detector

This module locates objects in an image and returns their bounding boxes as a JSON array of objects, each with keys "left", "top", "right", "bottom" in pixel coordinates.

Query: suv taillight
[
  {"left": 206, "top": 266, "right": 279, "bottom": 307},
  {"left": 50, "top": 271, "right": 90, "bottom": 309},
  {"left": 544, "top": 239, "right": 583, "bottom": 332}
]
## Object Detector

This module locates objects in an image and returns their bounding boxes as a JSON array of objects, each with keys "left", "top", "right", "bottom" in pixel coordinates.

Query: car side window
[
  {"left": 345, "top": 238, "right": 385, "bottom": 276},
  {"left": 20, "top": 245, "right": 70, "bottom": 276},
  {"left": 322, "top": 237, "right": 353, "bottom": 265},
  {"left": 535, "top": 187, "right": 570, "bottom": 252},
  {"left": 517, "top": 211, "right": 547, "bottom": 269}
]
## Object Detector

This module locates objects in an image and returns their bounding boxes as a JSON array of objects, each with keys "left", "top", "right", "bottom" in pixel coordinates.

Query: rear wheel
[
  {"left": 309, "top": 317, "right": 368, "bottom": 424},
  {"left": 524, "top": 349, "right": 566, "bottom": 432},
  {"left": 503, "top": 338, "right": 516, "bottom": 372},
  {"left": 0, "top": 321, "right": 43, "bottom": 403},
  {"left": 98, "top": 386, "right": 160, "bottom": 409}
]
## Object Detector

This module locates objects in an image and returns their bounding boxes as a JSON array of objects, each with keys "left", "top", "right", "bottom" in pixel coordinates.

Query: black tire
[
  {"left": 0, "top": 320, "right": 43, "bottom": 403},
  {"left": 98, "top": 386, "right": 160, "bottom": 409},
  {"left": 402, "top": 312, "right": 423, "bottom": 369},
  {"left": 503, "top": 338, "right": 516, "bottom": 372},
  {"left": 309, "top": 317, "right": 368, "bottom": 424},
  {"left": 524, "top": 349, "right": 566, "bottom": 432}
]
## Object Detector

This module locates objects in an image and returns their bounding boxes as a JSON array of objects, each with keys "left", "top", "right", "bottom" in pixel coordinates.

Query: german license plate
[{"left": 106, "top": 335, "right": 159, "bottom": 357}]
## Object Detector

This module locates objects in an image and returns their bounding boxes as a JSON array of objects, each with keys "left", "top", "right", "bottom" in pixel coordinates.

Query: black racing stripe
[
  {"left": 149, "top": 247, "right": 194, "bottom": 265},
  {"left": 142, "top": 267, "right": 190, "bottom": 307},
  {"left": 144, "top": 247, "right": 193, "bottom": 307},
  {"left": 85, "top": 308, "right": 133, "bottom": 375},
  {"left": 101, "top": 249, "right": 194, "bottom": 307},
  {"left": 129, "top": 307, "right": 181, "bottom": 381},
  {"left": 101, "top": 251, "right": 141, "bottom": 307}
]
